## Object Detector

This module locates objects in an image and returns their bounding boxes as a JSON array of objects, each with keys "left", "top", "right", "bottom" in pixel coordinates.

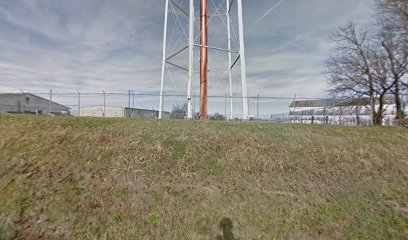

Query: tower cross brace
[{"left": 159, "top": 0, "right": 248, "bottom": 120}]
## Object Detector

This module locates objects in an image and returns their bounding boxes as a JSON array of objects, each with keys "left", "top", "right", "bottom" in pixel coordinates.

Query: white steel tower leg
[
  {"left": 227, "top": 0, "right": 233, "bottom": 120},
  {"left": 159, "top": 0, "right": 169, "bottom": 120},
  {"left": 187, "top": 0, "right": 194, "bottom": 119},
  {"left": 237, "top": 0, "right": 248, "bottom": 119}
]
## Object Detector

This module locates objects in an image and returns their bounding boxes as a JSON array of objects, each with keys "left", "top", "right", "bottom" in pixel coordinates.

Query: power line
[{"left": 29, "top": 92, "right": 324, "bottom": 100}]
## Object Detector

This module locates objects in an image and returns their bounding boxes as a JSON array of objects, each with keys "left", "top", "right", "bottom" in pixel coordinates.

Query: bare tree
[
  {"left": 326, "top": 22, "right": 400, "bottom": 126},
  {"left": 377, "top": 0, "right": 408, "bottom": 30},
  {"left": 326, "top": 23, "right": 377, "bottom": 125},
  {"left": 171, "top": 102, "right": 187, "bottom": 119},
  {"left": 370, "top": 40, "right": 398, "bottom": 125},
  {"left": 210, "top": 113, "right": 226, "bottom": 121},
  {"left": 378, "top": 21, "right": 408, "bottom": 121},
  {"left": 377, "top": 0, "right": 408, "bottom": 122}
]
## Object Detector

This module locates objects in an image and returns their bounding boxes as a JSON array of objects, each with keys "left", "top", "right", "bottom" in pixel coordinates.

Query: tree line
[
  {"left": 326, "top": 0, "right": 408, "bottom": 126},
  {"left": 171, "top": 103, "right": 226, "bottom": 120}
]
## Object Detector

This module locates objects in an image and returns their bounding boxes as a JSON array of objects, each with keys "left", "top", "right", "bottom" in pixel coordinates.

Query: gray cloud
[{"left": 0, "top": 0, "right": 374, "bottom": 113}]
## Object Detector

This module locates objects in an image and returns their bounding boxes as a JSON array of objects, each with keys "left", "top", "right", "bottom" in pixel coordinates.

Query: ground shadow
[{"left": 216, "top": 218, "right": 238, "bottom": 240}]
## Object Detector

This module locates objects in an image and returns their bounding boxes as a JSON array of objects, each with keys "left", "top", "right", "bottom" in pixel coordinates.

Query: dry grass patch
[{"left": 0, "top": 115, "right": 408, "bottom": 239}]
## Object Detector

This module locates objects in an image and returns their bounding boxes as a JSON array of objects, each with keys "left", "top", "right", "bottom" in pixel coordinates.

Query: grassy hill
[{"left": 0, "top": 115, "right": 407, "bottom": 240}]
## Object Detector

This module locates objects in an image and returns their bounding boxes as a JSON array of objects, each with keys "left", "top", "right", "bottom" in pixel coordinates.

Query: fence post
[
  {"left": 132, "top": 91, "right": 135, "bottom": 108},
  {"left": 333, "top": 98, "right": 336, "bottom": 125},
  {"left": 103, "top": 90, "right": 106, "bottom": 118},
  {"left": 49, "top": 89, "right": 52, "bottom": 114},
  {"left": 257, "top": 94, "right": 259, "bottom": 120},
  {"left": 77, "top": 90, "right": 81, "bottom": 117},
  {"left": 128, "top": 90, "right": 131, "bottom": 108},
  {"left": 339, "top": 106, "right": 342, "bottom": 125},
  {"left": 293, "top": 94, "right": 297, "bottom": 123},
  {"left": 224, "top": 93, "right": 227, "bottom": 121}
]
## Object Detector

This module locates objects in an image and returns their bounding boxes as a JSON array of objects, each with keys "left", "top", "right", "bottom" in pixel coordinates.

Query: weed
[
  {"left": 113, "top": 212, "right": 123, "bottom": 223},
  {"left": 0, "top": 223, "right": 17, "bottom": 240},
  {"left": 149, "top": 212, "right": 159, "bottom": 228},
  {"left": 163, "top": 138, "right": 187, "bottom": 158},
  {"left": 32, "top": 222, "right": 43, "bottom": 235},
  {"left": 91, "top": 226, "right": 104, "bottom": 237}
]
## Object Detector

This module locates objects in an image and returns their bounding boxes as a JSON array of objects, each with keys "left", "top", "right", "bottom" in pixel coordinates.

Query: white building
[
  {"left": 80, "top": 106, "right": 169, "bottom": 119},
  {"left": 289, "top": 98, "right": 404, "bottom": 126},
  {"left": 80, "top": 106, "right": 124, "bottom": 118},
  {"left": 0, "top": 93, "right": 70, "bottom": 115}
]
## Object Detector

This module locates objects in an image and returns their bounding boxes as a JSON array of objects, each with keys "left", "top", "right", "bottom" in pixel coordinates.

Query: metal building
[
  {"left": 80, "top": 106, "right": 169, "bottom": 119},
  {"left": 0, "top": 93, "right": 70, "bottom": 115}
]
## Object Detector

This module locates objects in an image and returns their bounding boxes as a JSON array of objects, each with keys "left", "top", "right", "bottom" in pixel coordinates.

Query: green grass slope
[{"left": 0, "top": 115, "right": 408, "bottom": 240}]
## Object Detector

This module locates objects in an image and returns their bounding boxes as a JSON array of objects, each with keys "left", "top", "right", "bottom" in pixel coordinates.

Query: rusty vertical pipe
[{"left": 200, "top": 0, "right": 208, "bottom": 119}]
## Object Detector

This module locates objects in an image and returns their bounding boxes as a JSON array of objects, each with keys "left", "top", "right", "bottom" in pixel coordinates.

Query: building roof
[
  {"left": 0, "top": 93, "right": 70, "bottom": 110},
  {"left": 289, "top": 96, "right": 397, "bottom": 108},
  {"left": 289, "top": 98, "right": 372, "bottom": 108},
  {"left": 124, "top": 107, "right": 164, "bottom": 113},
  {"left": 81, "top": 105, "right": 124, "bottom": 110},
  {"left": 81, "top": 106, "right": 167, "bottom": 113}
]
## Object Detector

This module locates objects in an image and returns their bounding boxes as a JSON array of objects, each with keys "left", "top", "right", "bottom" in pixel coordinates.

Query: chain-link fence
[{"left": 1, "top": 90, "right": 407, "bottom": 126}]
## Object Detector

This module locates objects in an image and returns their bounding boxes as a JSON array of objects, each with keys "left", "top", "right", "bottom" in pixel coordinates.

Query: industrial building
[
  {"left": 289, "top": 98, "right": 406, "bottom": 126},
  {"left": 80, "top": 106, "right": 169, "bottom": 119},
  {"left": 0, "top": 93, "right": 70, "bottom": 115}
]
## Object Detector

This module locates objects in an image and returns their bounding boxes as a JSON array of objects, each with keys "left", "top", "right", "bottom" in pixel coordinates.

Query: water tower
[{"left": 158, "top": 0, "right": 248, "bottom": 120}]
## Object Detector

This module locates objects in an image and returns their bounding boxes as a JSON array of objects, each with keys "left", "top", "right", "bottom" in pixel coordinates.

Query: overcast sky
[{"left": 0, "top": 0, "right": 374, "bottom": 114}]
